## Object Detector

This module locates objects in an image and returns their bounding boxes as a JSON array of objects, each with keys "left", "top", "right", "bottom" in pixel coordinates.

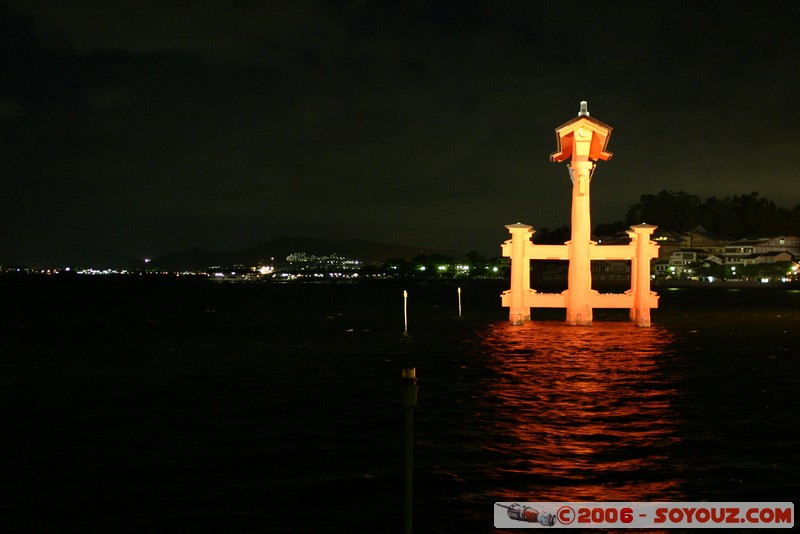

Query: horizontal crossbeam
[{"left": 502, "top": 289, "right": 659, "bottom": 309}]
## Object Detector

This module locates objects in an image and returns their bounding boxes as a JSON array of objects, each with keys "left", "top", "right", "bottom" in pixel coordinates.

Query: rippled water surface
[
  {"left": 475, "top": 321, "right": 684, "bottom": 501},
  {"left": 1, "top": 279, "right": 798, "bottom": 532}
]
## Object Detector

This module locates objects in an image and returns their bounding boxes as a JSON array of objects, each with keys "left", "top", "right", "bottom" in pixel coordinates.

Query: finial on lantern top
[{"left": 578, "top": 101, "right": 590, "bottom": 117}]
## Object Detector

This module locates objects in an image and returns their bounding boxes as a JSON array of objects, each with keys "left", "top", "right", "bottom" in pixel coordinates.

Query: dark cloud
[{"left": 2, "top": 1, "right": 800, "bottom": 265}]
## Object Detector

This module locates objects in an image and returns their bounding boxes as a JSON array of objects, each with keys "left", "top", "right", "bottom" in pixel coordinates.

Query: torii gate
[{"left": 501, "top": 102, "right": 659, "bottom": 326}]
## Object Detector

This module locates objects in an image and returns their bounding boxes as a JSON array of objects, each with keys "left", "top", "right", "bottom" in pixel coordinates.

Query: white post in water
[
  {"left": 457, "top": 287, "right": 462, "bottom": 317},
  {"left": 403, "top": 290, "right": 408, "bottom": 333}
]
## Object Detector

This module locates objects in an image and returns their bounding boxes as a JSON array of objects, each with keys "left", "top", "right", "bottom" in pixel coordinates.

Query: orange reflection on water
[{"left": 478, "top": 320, "right": 685, "bottom": 501}]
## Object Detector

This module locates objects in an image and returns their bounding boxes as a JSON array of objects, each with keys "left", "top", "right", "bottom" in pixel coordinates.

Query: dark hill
[
  {"left": 151, "top": 237, "right": 433, "bottom": 271},
  {"left": 151, "top": 246, "right": 240, "bottom": 271},
  {"left": 62, "top": 249, "right": 144, "bottom": 270}
]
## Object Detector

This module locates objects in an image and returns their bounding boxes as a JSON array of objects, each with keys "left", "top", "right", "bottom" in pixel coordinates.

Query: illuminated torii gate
[{"left": 501, "top": 102, "right": 659, "bottom": 326}]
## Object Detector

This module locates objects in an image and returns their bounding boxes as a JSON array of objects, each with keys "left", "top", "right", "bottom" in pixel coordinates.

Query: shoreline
[{"left": 2, "top": 271, "right": 799, "bottom": 292}]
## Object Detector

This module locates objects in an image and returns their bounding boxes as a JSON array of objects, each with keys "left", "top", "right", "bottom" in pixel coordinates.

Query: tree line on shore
[
  {"left": 382, "top": 191, "right": 800, "bottom": 279},
  {"left": 535, "top": 190, "right": 800, "bottom": 244}
]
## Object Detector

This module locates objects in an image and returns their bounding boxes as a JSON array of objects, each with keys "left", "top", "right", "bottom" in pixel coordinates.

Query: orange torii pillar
[
  {"left": 550, "top": 102, "right": 613, "bottom": 325},
  {"left": 501, "top": 223, "right": 535, "bottom": 324},
  {"left": 500, "top": 102, "right": 659, "bottom": 327},
  {"left": 629, "top": 223, "right": 659, "bottom": 327}
]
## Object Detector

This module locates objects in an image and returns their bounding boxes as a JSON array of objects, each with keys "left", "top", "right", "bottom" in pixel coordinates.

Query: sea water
[{"left": 1, "top": 278, "right": 798, "bottom": 532}]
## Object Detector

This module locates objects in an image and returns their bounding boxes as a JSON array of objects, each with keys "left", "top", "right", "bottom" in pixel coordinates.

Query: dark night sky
[{"left": 2, "top": 1, "right": 799, "bottom": 266}]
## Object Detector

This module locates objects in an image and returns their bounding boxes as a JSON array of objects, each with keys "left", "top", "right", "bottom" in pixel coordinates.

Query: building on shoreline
[
  {"left": 590, "top": 226, "right": 799, "bottom": 283},
  {"left": 652, "top": 228, "right": 799, "bottom": 281}
]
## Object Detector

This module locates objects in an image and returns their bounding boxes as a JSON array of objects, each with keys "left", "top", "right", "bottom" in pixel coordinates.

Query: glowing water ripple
[{"left": 474, "top": 320, "right": 686, "bottom": 501}]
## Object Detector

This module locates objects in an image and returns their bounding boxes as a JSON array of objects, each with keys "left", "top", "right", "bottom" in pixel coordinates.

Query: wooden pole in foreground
[{"left": 402, "top": 368, "right": 418, "bottom": 534}]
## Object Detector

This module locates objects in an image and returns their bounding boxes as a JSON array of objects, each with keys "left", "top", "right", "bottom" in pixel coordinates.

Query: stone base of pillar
[
  {"left": 632, "top": 309, "right": 651, "bottom": 327},
  {"left": 509, "top": 311, "right": 530, "bottom": 325},
  {"left": 566, "top": 307, "right": 592, "bottom": 326}
]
